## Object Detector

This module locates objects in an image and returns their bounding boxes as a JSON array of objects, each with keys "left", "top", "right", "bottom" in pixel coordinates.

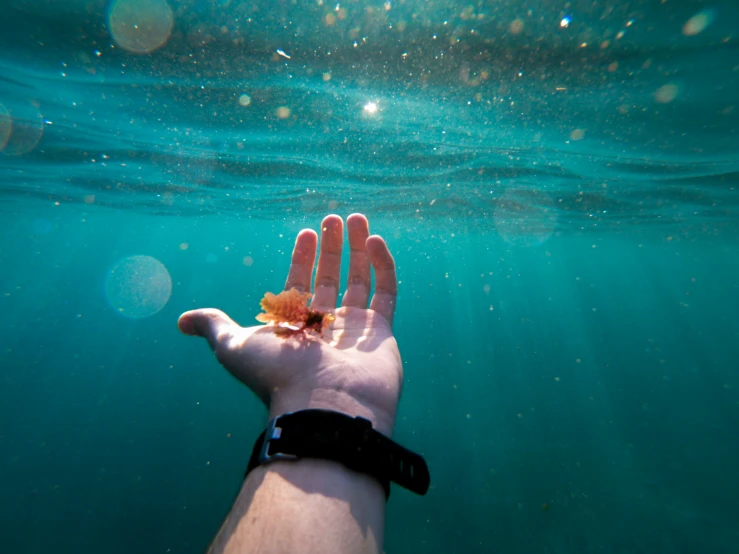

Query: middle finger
[{"left": 311, "top": 214, "right": 344, "bottom": 309}]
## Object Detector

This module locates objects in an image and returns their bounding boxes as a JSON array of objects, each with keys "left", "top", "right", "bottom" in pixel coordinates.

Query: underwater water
[{"left": 2, "top": 0, "right": 739, "bottom": 552}]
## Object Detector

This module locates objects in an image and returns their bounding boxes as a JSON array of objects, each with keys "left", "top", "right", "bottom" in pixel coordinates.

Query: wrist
[
  {"left": 269, "top": 387, "right": 396, "bottom": 437},
  {"left": 247, "top": 456, "right": 387, "bottom": 502}
]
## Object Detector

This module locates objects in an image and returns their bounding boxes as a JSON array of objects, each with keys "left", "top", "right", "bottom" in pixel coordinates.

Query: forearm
[{"left": 208, "top": 458, "right": 386, "bottom": 554}]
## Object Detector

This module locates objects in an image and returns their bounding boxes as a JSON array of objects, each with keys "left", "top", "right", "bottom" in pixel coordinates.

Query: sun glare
[{"left": 363, "top": 102, "right": 378, "bottom": 115}]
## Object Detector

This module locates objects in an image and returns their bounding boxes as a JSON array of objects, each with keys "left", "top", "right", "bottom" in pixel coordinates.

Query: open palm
[{"left": 178, "top": 214, "right": 401, "bottom": 436}]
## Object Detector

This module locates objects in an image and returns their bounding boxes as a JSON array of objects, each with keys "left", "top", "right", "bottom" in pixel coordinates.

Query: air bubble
[
  {"left": 108, "top": 0, "right": 174, "bottom": 54},
  {"left": 1, "top": 102, "right": 44, "bottom": 156},
  {"left": 105, "top": 255, "right": 172, "bottom": 318},
  {"left": 494, "top": 190, "right": 557, "bottom": 247}
]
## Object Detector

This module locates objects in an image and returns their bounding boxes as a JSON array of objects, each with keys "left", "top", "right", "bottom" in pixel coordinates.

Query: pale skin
[{"left": 178, "top": 213, "right": 401, "bottom": 554}]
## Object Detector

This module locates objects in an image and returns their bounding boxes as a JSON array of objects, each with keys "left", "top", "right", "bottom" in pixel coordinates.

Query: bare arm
[
  {"left": 178, "top": 214, "right": 401, "bottom": 554},
  {"left": 208, "top": 459, "right": 385, "bottom": 554}
]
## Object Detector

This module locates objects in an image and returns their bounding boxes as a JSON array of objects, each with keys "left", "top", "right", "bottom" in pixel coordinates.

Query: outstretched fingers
[
  {"left": 367, "top": 234, "right": 397, "bottom": 325},
  {"left": 341, "top": 213, "right": 371, "bottom": 309},
  {"left": 281, "top": 215, "right": 396, "bottom": 324}
]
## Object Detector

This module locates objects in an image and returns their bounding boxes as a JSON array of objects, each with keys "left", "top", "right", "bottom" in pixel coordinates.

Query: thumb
[{"left": 178, "top": 309, "right": 238, "bottom": 351}]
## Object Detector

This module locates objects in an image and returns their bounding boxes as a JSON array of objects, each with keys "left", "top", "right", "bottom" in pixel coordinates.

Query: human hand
[{"left": 177, "top": 214, "right": 401, "bottom": 436}]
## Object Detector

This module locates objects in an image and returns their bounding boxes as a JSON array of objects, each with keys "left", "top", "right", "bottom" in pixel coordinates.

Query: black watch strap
[{"left": 245, "top": 409, "right": 430, "bottom": 498}]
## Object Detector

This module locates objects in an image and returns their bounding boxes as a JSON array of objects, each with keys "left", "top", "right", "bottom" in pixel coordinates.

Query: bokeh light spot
[
  {"left": 655, "top": 83, "right": 679, "bottom": 104},
  {"left": 570, "top": 129, "right": 586, "bottom": 141},
  {"left": 2, "top": 102, "right": 44, "bottom": 156},
  {"left": 105, "top": 255, "right": 172, "bottom": 318},
  {"left": 0, "top": 103, "right": 11, "bottom": 151},
  {"left": 494, "top": 190, "right": 557, "bottom": 247},
  {"left": 683, "top": 10, "right": 715, "bottom": 36},
  {"left": 108, "top": 0, "right": 174, "bottom": 54}
]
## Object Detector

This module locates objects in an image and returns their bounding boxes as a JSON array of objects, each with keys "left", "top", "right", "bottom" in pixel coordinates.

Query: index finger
[{"left": 284, "top": 229, "right": 318, "bottom": 293}]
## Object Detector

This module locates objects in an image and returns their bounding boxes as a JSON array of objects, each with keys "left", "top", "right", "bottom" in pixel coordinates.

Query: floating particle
[
  {"left": 276, "top": 106, "right": 291, "bottom": 119},
  {"left": 560, "top": 16, "right": 571, "bottom": 28},
  {"left": 570, "top": 129, "right": 585, "bottom": 141},
  {"left": 108, "top": 0, "right": 174, "bottom": 54},
  {"left": 0, "top": 103, "right": 10, "bottom": 151},
  {"left": 105, "top": 255, "right": 172, "bottom": 318},
  {"left": 243, "top": 256, "right": 254, "bottom": 267},
  {"left": 683, "top": 9, "right": 715, "bottom": 36},
  {"left": 179, "top": 242, "right": 188, "bottom": 251},
  {"left": 238, "top": 94, "right": 251, "bottom": 107},
  {"left": 276, "top": 49, "right": 291, "bottom": 59},
  {"left": 510, "top": 18, "right": 524, "bottom": 34},
  {"left": 655, "top": 83, "right": 679, "bottom": 104}
]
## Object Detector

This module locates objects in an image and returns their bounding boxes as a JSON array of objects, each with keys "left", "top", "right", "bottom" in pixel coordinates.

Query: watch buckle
[{"left": 259, "top": 414, "right": 300, "bottom": 464}]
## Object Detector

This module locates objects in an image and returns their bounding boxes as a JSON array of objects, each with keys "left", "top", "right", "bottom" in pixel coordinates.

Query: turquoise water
[{"left": 2, "top": 1, "right": 739, "bottom": 552}]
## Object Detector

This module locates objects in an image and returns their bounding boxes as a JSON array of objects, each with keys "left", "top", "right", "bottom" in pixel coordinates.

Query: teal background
[{"left": 2, "top": 0, "right": 739, "bottom": 552}]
